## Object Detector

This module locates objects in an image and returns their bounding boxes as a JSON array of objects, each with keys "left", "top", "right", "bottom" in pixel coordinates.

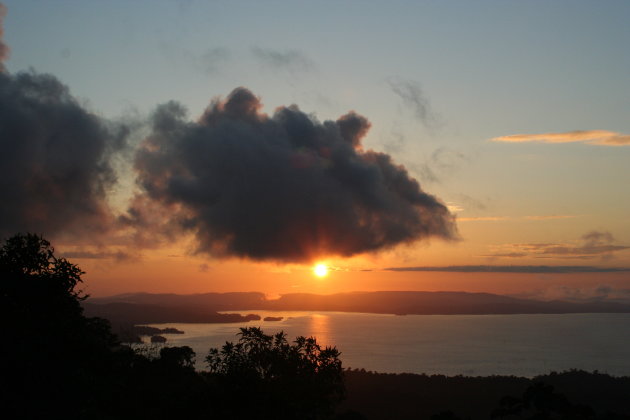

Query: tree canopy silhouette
[
  {"left": 0, "top": 233, "right": 121, "bottom": 417},
  {"left": 206, "top": 327, "right": 345, "bottom": 419},
  {"left": 0, "top": 234, "right": 348, "bottom": 419}
]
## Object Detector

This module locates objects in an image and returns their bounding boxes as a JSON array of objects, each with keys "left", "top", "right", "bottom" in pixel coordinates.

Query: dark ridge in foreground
[{"left": 341, "top": 369, "right": 630, "bottom": 420}]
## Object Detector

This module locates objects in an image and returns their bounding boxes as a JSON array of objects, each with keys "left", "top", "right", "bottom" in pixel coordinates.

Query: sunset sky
[{"left": 2, "top": 0, "right": 629, "bottom": 298}]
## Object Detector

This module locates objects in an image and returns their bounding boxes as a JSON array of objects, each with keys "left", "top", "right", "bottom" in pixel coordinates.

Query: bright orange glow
[{"left": 313, "top": 263, "right": 328, "bottom": 278}]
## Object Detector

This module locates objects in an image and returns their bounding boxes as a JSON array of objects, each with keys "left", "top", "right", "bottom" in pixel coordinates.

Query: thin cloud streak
[
  {"left": 458, "top": 215, "right": 578, "bottom": 222},
  {"left": 458, "top": 216, "right": 510, "bottom": 222},
  {"left": 385, "top": 265, "right": 630, "bottom": 273},
  {"left": 492, "top": 130, "right": 630, "bottom": 146},
  {"left": 484, "top": 231, "right": 630, "bottom": 260},
  {"left": 251, "top": 47, "right": 315, "bottom": 75},
  {"left": 61, "top": 250, "right": 133, "bottom": 261},
  {"left": 387, "top": 77, "right": 437, "bottom": 127},
  {"left": 524, "top": 215, "right": 579, "bottom": 220}
]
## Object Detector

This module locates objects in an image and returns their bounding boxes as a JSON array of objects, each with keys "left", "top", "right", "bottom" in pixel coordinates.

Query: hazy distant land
[{"left": 83, "top": 290, "right": 630, "bottom": 325}]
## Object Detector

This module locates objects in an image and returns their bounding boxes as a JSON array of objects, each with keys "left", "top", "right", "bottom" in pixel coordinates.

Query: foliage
[
  {"left": 492, "top": 382, "right": 598, "bottom": 419},
  {"left": 0, "top": 233, "right": 85, "bottom": 304},
  {"left": 0, "top": 234, "right": 119, "bottom": 417},
  {"left": 0, "top": 234, "right": 348, "bottom": 419},
  {"left": 206, "top": 327, "right": 345, "bottom": 419}
]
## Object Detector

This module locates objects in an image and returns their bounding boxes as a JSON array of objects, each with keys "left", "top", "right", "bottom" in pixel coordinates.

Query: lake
[{"left": 146, "top": 311, "right": 630, "bottom": 377}]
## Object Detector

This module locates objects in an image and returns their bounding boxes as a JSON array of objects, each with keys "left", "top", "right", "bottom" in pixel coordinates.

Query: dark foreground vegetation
[
  {"left": 2, "top": 234, "right": 630, "bottom": 419},
  {"left": 342, "top": 369, "right": 630, "bottom": 419}
]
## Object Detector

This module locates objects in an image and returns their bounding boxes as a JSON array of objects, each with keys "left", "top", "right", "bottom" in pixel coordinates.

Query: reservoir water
[{"left": 147, "top": 312, "right": 630, "bottom": 377}]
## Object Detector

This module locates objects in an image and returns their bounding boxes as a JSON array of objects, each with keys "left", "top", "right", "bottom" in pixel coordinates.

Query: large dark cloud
[
  {"left": 0, "top": 70, "right": 127, "bottom": 240},
  {"left": 130, "top": 87, "right": 457, "bottom": 263}
]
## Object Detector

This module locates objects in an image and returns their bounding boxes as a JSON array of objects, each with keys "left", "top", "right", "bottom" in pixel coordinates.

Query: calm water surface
[{"left": 147, "top": 312, "right": 630, "bottom": 377}]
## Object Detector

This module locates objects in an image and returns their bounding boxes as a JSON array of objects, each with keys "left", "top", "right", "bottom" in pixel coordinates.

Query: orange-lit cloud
[
  {"left": 458, "top": 215, "right": 578, "bottom": 222},
  {"left": 384, "top": 265, "right": 630, "bottom": 273},
  {"left": 492, "top": 130, "right": 630, "bottom": 146},
  {"left": 524, "top": 215, "right": 579, "bottom": 221},
  {"left": 457, "top": 216, "right": 510, "bottom": 222},
  {"left": 484, "top": 231, "right": 630, "bottom": 260}
]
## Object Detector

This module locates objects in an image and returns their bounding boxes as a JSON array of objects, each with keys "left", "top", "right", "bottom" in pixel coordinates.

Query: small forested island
[
  {"left": 135, "top": 326, "right": 185, "bottom": 335},
  {"left": 4, "top": 234, "right": 630, "bottom": 420},
  {"left": 150, "top": 335, "right": 167, "bottom": 343},
  {"left": 264, "top": 316, "right": 284, "bottom": 321}
]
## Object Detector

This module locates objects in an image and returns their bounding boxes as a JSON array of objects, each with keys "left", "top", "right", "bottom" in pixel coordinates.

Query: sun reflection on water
[{"left": 308, "top": 313, "right": 330, "bottom": 347}]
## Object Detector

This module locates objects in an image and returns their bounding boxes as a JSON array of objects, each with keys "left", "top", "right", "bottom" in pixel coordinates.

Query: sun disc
[{"left": 314, "top": 263, "right": 328, "bottom": 278}]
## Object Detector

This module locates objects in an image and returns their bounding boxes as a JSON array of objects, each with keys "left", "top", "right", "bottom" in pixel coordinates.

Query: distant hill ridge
[{"left": 84, "top": 291, "right": 630, "bottom": 324}]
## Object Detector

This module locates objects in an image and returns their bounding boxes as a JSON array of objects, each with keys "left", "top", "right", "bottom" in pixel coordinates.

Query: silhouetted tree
[
  {"left": 0, "top": 234, "right": 347, "bottom": 419},
  {"left": 1, "top": 233, "right": 125, "bottom": 417},
  {"left": 492, "top": 382, "right": 597, "bottom": 419},
  {"left": 431, "top": 411, "right": 467, "bottom": 420},
  {"left": 206, "top": 327, "right": 345, "bottom": 419}
]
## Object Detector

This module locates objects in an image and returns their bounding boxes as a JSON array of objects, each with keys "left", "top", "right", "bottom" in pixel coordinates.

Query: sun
[{"left": 313, "top": 263, "right": 328, "bottom": 278}]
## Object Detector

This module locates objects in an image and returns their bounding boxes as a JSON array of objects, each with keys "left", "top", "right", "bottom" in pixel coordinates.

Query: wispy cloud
[
  {"left": 196, "top": 47, "right": 230, "bottom": 74},
  {"left": 158, "top": 42, "right": 230, "bottom": 75},
  {"left": 458, "top": 216, "right": 510, "bottom": 222},
  {"left": 384, "top": 265, "right": 630, "bottom": 273},
  {"left": 457, "top": 215, "right": 578, "bottom": 222},
  {"left": 61, "top": 250, "right": 133, "bottom": 262},
  {"left": 524, "top": 215, "right": 579, "bottom": 221},
  {"left": 513, "top": 285, "right": 630, "bottom": 304},
  {"left": 415, "top": 147, "right": 469, "bottom": 184},
  {"left": 387, "top": 77, "right": 438, "bottom": 128},
  {"left": 484, "top": 231, "right": 630, "bottom": 260},
  {"left": 492, "top": 130, "right": 630, "bottom": 146},
  {"left": 251, "top": 47, "right": 315, "bottom": 76}
]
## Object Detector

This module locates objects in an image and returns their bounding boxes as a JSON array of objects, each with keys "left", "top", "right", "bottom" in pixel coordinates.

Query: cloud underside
[
  {"left": 385, "top": 265, "right": 630, "bottom": 273},
  {"left": 126, "top": 87, "right": 457, "bottom": 263},
  {"left": 492, "top": 130, "right": 630, "bottom": 146}
]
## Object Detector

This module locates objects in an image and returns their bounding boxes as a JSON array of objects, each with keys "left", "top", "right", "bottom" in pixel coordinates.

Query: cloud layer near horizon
[
  {"left": 483, "top": 231, "right": 630, "bottom": 260},
  {"left": 492, "top": 130, "right": 630, "bottom": 146},
  {"left": 127, "top": 87, "right": 457, "bottom": 262},
  {"left": 384, "top": 265, "right": 630, "bottom": 273}
]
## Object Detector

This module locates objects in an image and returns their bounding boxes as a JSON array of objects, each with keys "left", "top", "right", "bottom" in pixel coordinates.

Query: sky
[{"left": 1, "top": 0, "right": 629, "bottom": 299}]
